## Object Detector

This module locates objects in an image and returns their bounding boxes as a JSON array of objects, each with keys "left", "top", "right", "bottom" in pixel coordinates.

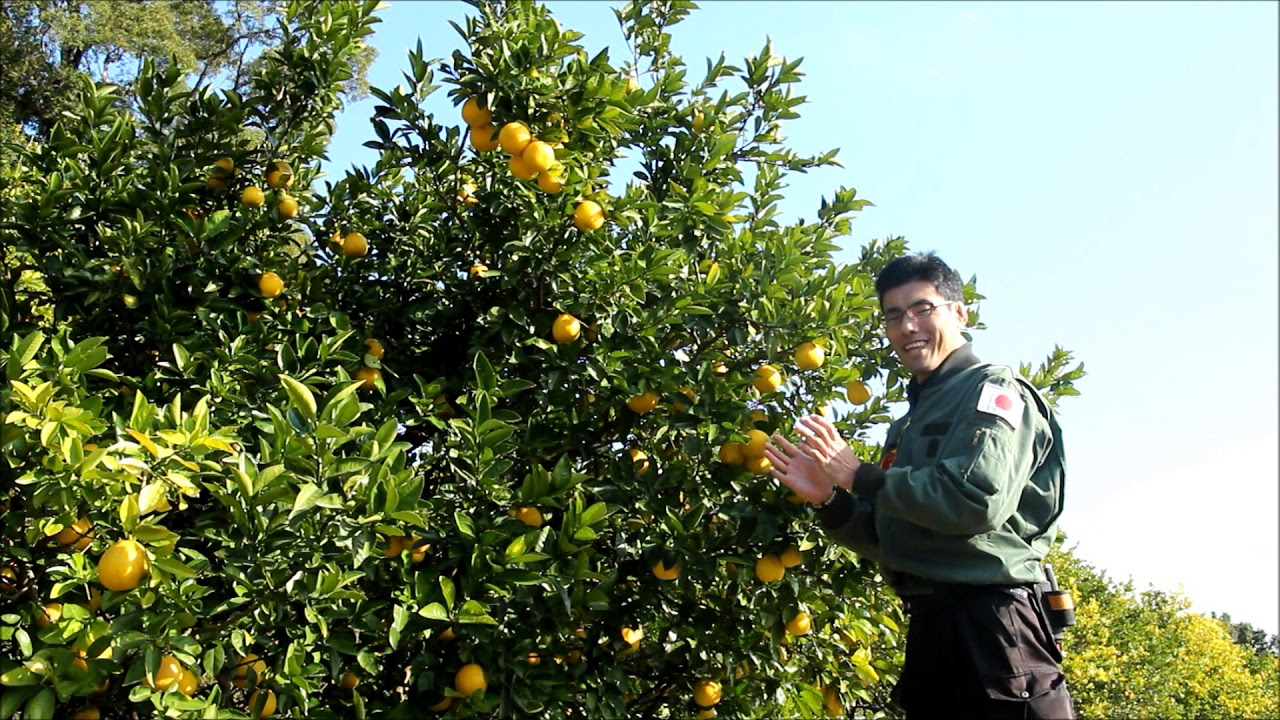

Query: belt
[{"left": 900, "top": 583, "right": 1033, "bottom": 615}]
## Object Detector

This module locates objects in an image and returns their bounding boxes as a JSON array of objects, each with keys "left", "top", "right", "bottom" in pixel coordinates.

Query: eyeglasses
[{"left": 882, "top": 300, "right": 957, "bottom": 329}]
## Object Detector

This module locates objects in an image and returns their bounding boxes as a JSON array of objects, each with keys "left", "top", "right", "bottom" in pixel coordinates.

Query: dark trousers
[{"left": 892, "top": 585, "right": 1076, "bottom": 720}]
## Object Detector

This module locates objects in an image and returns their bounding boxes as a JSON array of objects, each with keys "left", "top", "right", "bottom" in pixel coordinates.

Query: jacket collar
[{"left": 906, "top": 343, "right": 981, "bottom": 407}]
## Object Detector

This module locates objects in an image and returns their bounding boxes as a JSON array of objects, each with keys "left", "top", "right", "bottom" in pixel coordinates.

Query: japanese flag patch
[{"left": 976, "top": 382, "right": 1024, "bottom": 429}]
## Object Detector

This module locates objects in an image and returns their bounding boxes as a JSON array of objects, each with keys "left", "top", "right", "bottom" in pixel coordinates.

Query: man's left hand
[{"left": 793, "top": 414, "right": 861, "bottom": 490}]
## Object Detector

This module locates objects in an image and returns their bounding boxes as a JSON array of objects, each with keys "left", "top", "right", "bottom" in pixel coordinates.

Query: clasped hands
[{"left": 763, "top": 414, "right": 861, "bottom": 506}]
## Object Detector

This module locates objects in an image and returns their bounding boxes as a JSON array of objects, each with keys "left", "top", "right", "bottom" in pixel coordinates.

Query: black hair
[{"left": 874, "top": 251, "right": 965, "bottom": 304}]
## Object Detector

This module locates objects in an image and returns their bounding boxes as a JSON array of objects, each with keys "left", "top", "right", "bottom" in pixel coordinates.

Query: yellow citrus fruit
[
  {"left": 621, "top": 626, "right": 644, "bottom": 645},
  {"left": 573, "top": 200, "right": 604, "bottom": 231},
  {"left": 712, "top": 361, "right": 729, "bottom": 376},
  {"left": 342, "top": 232, "right": 368, "bottom": 258},
  {"left": 697, "top": 711, "right": 717, "bottom": 720},
  {"left": 340, "top": 671, "right": 359, "bottom": 689},
  {"left": 428, "top": 696, "right": 453, "bottom": 712},
  {"left": 692, "top": 111, "right": 706, "bottom": 133},
  {"left": 498, "top": 122, "right": 532, "bottom": 155},
  {"left": 232, "top": 654, "right": 267, "bottom": 689},
  {"left": 147, "top": 654, "right": 184, "bottom": 691},
  {"left": 847, "top": 380, "right": 871, "bottom": 404},
  {"left": 744, "top": 455, "right": 772, "bottom": 474},
  {"left": 794, "top": 342, "right": 825, "bottom": 370},
  {"left": 755, "top": 554, "right": 785, "bottom": 583},
  {"left": 743, "top": 429, "right": 769, "bottom": 459},
  {"left": 355, "top": 367, "right": 381, "bottom": 392},
  {"left": 652, "top": 559, "right": 679, "bottom": 581},
  {"left": 514, "top": 507, "right": 542, "bottom": 527},
  {"left": 823, "top": 685, "right": 843, "bottom": 716},
  {"left": 628, "top": 448, "right": 651, "bottom": 474},
  {"left": 508, "top": 154, "right": 538, "bottom": 180},
  {"left": 407, "top": 535, "right": 429, "bottom": 563},
  {"left": 717, "top": 442, "right": 744, "bottom": 465},
  {"left": 35, "top": 603, "right": 62, "bottom": 630},
  {"left": 264, "top": 160, "right": 294, "bottom": 189},
  {"left": 55, "top": 517, "right": 94, "bottom": 550},
  {"left": 213, "top": 156, "right": 235, "bottom": 176},
  {"left": 469, "top": 262, "right": 488, "bottom": 277},
  {"left": 276, "top": 194, "right": 298, "bottom": 220},
  {"left": 240, "top": 186, "right": 265, "bottom": 208},
  {"left": 786, "top": 611, "right": 812, "bottom": 636},
  {"left": 97, "top": 539, "right": 149, "bottom": 591},
  {"left": 382, "top": 535, "right": 406, "bottom": 558},
  {"left": 249, "top": 689, "right": 277, "bottom": 718},
  {"left": 750, "top": 409, "right": 768, "bottom": 424},
  {"left": 363, "top": 338, "right": 385, "bottom": 359},
  {"left": 458, "top": 182, "right": 479, "bottom": 206},
  {"left": 566, "top": 649, "right": 583, "bottom": 665},
  {"left": 455, "top": 663, "right": 487, "bottom": 696},
  {"left": 625, "top": 75, "right": 640, "bottom": 93},
  {"left": 87, "top": 587, "right": 101, "bottom": 613},
  {"left": 780, "top": 546, "right": 803, "bottom": 568},
  {"left": 522, "top": 140, "right": 556, "bottom": 172},
  {"left": 437, "top": 627, "right": 456, "bottom": 641},
  {"left": 537, "top": 166, "right": 565, "bottom": 194},
  {"left": 72, "top": 709, "right": 100, "bottom": 720},
  {"left": 627, "top": 392, "right": 658, "bottom": 414},
  {"left": 526, "top": 652, "right": 541, "bottom": 665},
  {"left": 470, "top": 123, "right": 500, "bottom": 152},
  {"left": 178, "top": 668, "right": 198, "bottom": 696},
  {"left": 257, "top": 272, "right": 284, "bottom": 298},
  {"left": 693, "top": 679, "right": 722, "bottom": 707},
  {"left": 552, "top": 313, "right": 581, "bottom": 343},
  {"left": 461, "top": 97, "right": 492, "bottom": 127},
  {"left": 753, "top": 364, "right": 783, "bottom": 393}
]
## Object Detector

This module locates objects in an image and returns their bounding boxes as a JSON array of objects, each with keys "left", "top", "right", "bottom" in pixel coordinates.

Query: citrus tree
[{"left": 0, "top": 1, "right": 1084, "bottom": 718}]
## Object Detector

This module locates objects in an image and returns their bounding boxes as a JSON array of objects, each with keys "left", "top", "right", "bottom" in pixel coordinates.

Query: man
[{"left": 764, "top": 252, "right": 1074, "bottom": 719}]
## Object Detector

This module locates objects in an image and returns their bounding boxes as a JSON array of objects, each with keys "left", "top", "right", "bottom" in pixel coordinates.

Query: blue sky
[{"left": 323, "top": 1, "right": 1279, "bottom": 634}]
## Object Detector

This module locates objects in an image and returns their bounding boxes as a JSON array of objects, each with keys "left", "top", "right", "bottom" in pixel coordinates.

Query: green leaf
[
  {"left": 22, "top": 688, "right": 53, "bottom": 720},
  {"left": 473, "top": 351, "right": 497, "bottom": 394},
  {"left": 439, "top": 577, "right": 456, "bottom": 610},
  {"left": 457, "top": 600, "right": 498, "bottom": 625},
  {"left": 290, "top": 483, "right": 323, "bottom": 519},
  {"left": 0, "top": 685, "right": 37, "bottom": 719},
  {"left": 418, "top": 603, "right": 450, "bottom": 621},
  {"left": 280, "top": 375, "right": 318, "bottom": 421},
  {"left": 152, "top": 556, "right": 199, "bottom": 579},
  {"left": 0, "top": 666, "right": 38, "bottom": 687}
]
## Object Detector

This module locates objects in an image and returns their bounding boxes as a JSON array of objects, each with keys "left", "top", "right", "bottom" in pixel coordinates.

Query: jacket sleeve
[
  {"left": 814, "top": 488, "right": 881, "bottom": 561},
  {"left": 855, "top": 377, "right": 1047, "bottom": 536}
]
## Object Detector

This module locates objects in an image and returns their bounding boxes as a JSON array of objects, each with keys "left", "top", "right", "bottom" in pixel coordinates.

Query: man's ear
[{"left": 954, "top": 302, "right": 970, "bottom": 327}]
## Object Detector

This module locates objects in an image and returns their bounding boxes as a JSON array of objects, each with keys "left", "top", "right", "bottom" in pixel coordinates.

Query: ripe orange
[
  {"left": 454, "top": 663, "right": 487, "bottom": 696},
  {"left": 469, "top": 262, "right": 488, "bottom": 278},
  {"left": 470, "top": 123, "right": 500, "bottom": 152},
  {"left": 847, "top": 380, "right": 871, "bottom": 404},
  {"left": 264, "top": 160, "right": 294, "bottom": 189},
  {"left": 428, "top": 696, "right": 453, "bottom": 712},
  {"left": 97, "top": 539, "right": 149, "bottom": 591},
  {"left": 717, "top": 442, "right": 744, "bottom": 465},
  {"left": 354, "top": 367, "right": 381, "bottom": 392},
  {"left": 461, "top": 97, "right": 492, "bottom": 127},
  {"left": 552, "top": 313, "right": 581, "bottom": 343},
  {"left": 744, "top": 455, "right": 772, "bottom": 474},
  {"left": 755, "top": 554, "right": 785, "bottom": 583},
  {"left": 382, "top": 535, "right": 406, "bottom": 558},
  {"left": 780, "top": 545, "right": 803, "bottom": 568},
  {"left": 522, "top": 140, "right": 556, "bottom": 172},
  {"left": 627, "top": 392, "right": 658, "bottom": 414},
  {"left": 823, "top": 685, "right": 843, "bottom": 716},
  {"left": 753, "top": 364, "right": 783, "bottom": 393},
  {"left": 340, "top": 671, "right": 359, "bottom": 689},
  {"left": 146, "top": 654, "right": 184, "bottom": 691},
  {"left": 693, "top": 679, "right": 722, "bottom": 707},
  {"left": 178, "top": 668, "right": 199, "bottom": 696},
  {"left": 276, "top": 194, "right": 299, "bottom": 220},
  {"left": 363, "top": 338, "right": 385, "bottom": 360},
  {"left": 249, "top": 689, "right": 277, "bottom": 718},
  {"left": 35, "top": 603, "right": 62, "bottom": 629},
  {"left": 514, "top": 507, "right": 542, "bottom": 527},
  {"left": 55, "top": 517, "right": 94, "bottom": 550},
  {"left": 213, "top": 156, "right": 235, "bottom": 177},
  {"left": 628, "top": 448, "right": 651, "bottom": 474},
  {"left": 537, "top": 166, "right": 565, "bottom": 194},
  {"left": 573, "top": 200, "right": 604, "bottom": 231},
  {"left": 651, "top": 559, "right": 679, "bottom": 581},
  {"left": 407, "top": 535, "right": 429, "bottom": 563},
  {"left": 342, "top": 232, "right": 368, "bottom": 258},
  {"left": 498, "top": 122, "right": 532, "bottom": 155},
  {"left": 785, "top": 611, "right": 812, "bottom": 636},
  {"left": 72, "top": 709, "right": 100, "bottom": 720},
  {"left": 794, "top": 342, "right": 825, "bottom": 370},
  {"left": 743, "top": 429, "right": 769, "bottom": 459},
  {"left": 240, "top": 186, "right": 265, "bottom": 208},
  {"left": 257, "top": 272, "right": 284, "bottom": 298},
  {"left": 508, "top": 154, "right": 538, "bottom": 180},
  {"left": 232, "top": 654, "right": 267, "bottom": 689}
]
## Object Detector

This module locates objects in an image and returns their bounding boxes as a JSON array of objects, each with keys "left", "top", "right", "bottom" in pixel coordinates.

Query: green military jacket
[{"left": 817, "top": 344, "right": 1066, "bottom": 595}]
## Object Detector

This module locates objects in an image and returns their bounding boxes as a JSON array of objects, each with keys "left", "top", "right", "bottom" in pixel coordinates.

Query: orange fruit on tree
[
  {"left": 628, "top": 448, "right": 650, "bottom": 474},
  {"left": 264, "top": 160, "right": 294, "bottom": 188},
  {"left": 627, "top": 392, "right": 658, "bottom": 414},
  {"left": 652, "top": 559, "right": 679, "bottom": 581},
  {"left": 34, "top": 603, "right": 62, "bottom": 630},
  {"left": 454, "top": 663, "right": 487, "bottom": 696},
  {"left": 469, "top": 123, "right": 500, "bottom": 152},
  {"left": 146, "top": 654, "right": 185, "bottom": 691},
  {"left": 354, "top": 367, "right": 381, "bottom": 392},
  {"left": 240, "top": 186, "right": 265, "bottom": 208},
  {"left": 342, "top": 232, "right": 368, "bottom": 257},
  {"left": 249, "top": 689, "right": 277, "bottom": 718},
  {"left": 498, "top": 121, "right": 532, "bottom": 155},
  {"left": 717, "top": 442, "right": 744, "bottom": 465},
  {"left": 72, "top": 709, "right": 100, "bottom": 720},
  {"left": 692, "top": 110, "right": 707, "bottom": 133},
  {"left": 461, "top": 97, "right": 492, "bottom": 127},
  {"left": 573, "top": 199, "right": 604, "bottom": 231},
  {"left": 340, "top": 671, "right": 359, "bottom": 689},
  {"left": 522, "top": 140, "right": 556, "bottom": 172},
  {"left": 514, "top": 507, "right": 542, "bottom": 527},
  {"left": 537, "top": 165, "right": 565, "bottom": 194},
  {"left": 257, "top": 272, "right": 284, "bottom": 298},
  {"left": 753, "top": 364, "right": 783, "bottom": 393},
  {"left": 428, "top": 696, "right": 453, "bottom": 712},
  {"left": 785, "top": 611, "right": 812, "bottom": 636},
  {"left": 743, "top": 429, "right": 769, "bottom": 459},
  {"left": 780, "top": 545, "right": 803, "bottom": 568},
  {"left": 508, "top": 154, "right": 538, "bottom": 180},
  {"left": 382, "top": 535, "right": 407, "bottom": 558},
  {"left": 847, "top": 380, "right": 871, "bottom": 404},
  {"left": 696, "top": 711, "right": 716, "bottom": 720},
  {"left": 823, "top": 685, "right": 843, "bottom": 716},
  {"left": 56, "top": 517, "right": 94, "bottom": 550},
  {"left": 178, "top": 668, "right": 199, "bottom": 696},
  {"left": 406, "top": 535, "right": 429, "bottom": 563},
  {"left": 469, "top": 262, "right": 488, "bottom": 277},
  {"left": 794, "top": 342, "right": 825, "bottom": 370},
  {"left": 693, "top": 678, "right": 722, "bottom": 707},
  {"left": 363, "top": 338, "right": 385, "bottom": 360},
  {"left": 755, "top": 554, "right": 785, "bottom": 583},
  {"left": 231, "top": 654, "right": 267, "bottom": 689},
  {"left": 97, "top": 539, "right": 149, "bottom": 591},
  {"left": 744, "top": 455, "right": 772, "bottom": 474},
  {"left": 552, "top": 313, "right": 581, "bottom": 343}
]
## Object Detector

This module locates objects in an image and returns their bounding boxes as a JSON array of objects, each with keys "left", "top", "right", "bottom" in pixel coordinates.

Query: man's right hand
[{"left": 763, "top": 433, "right": 837, "bottom": 506}]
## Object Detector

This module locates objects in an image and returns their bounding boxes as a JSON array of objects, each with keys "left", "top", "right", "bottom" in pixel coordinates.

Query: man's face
[{"left": 881, "top": 280, "right": 969, "bottom": 382}]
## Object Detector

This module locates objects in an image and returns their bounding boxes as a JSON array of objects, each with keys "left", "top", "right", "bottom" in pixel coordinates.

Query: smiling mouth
[{"left": 903, "top": 340, "right": 928, "bottom": 352}]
